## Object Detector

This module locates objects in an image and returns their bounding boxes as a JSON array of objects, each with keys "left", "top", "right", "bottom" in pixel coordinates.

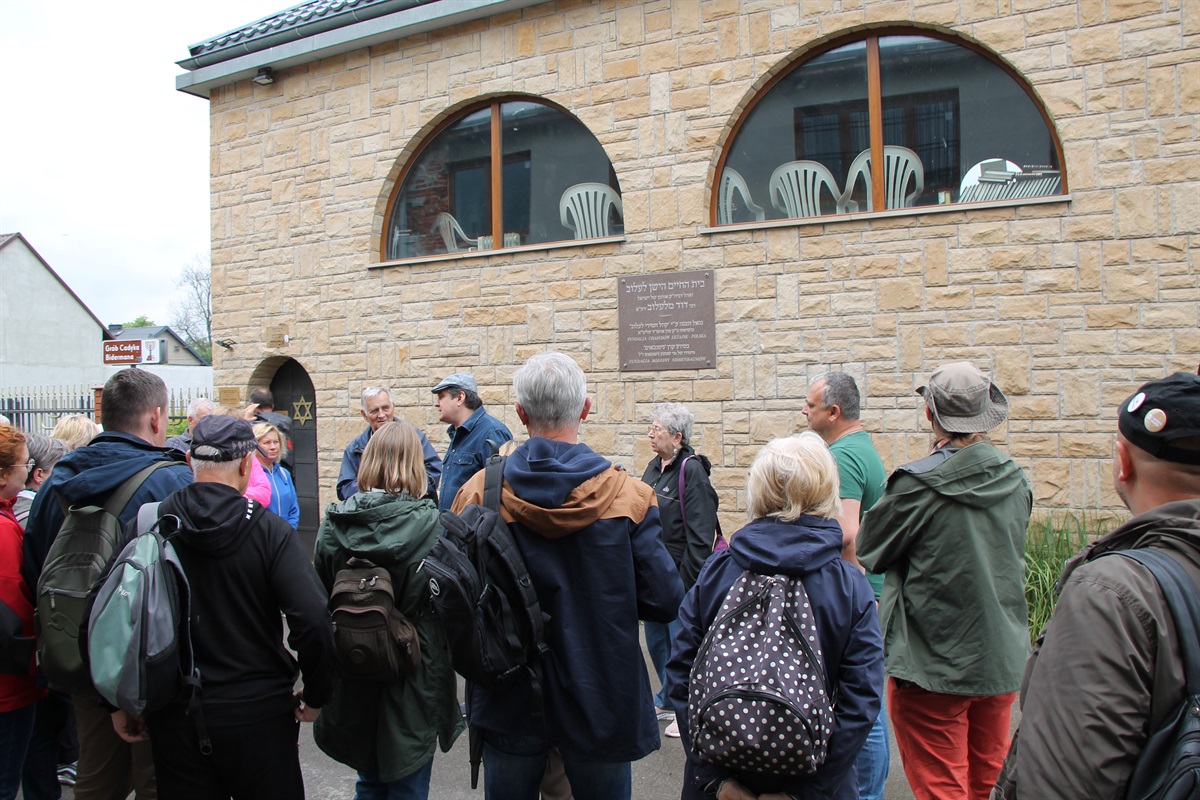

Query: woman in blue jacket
[
  {"left": 666, "top": 432, "right": 883, "bottom": 800},
  {"left": 254, "top": 422, "right": 299, "bottom": 529}
]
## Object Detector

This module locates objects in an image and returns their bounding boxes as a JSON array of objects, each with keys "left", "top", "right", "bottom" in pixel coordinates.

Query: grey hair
[
  {"left": 188, "top": 397, "right": 216, "bottom": 418},
  {"left": 513, "top": 353, "right": 587, "bottom": 430},
  {"left": 811, "top": 371, "right": 862, "bottom": 421},
  {"left": 190, "top": 456, "right": 243, "bottom": 479},
  {"left": 361, "top": 387, "right": 391, "bottom": 409},
  {"left": 650, "top": 403, "right": 694, "bottom": 445},
  {"left": 26, "top": 434, "right": 69, "bottom": 472}
]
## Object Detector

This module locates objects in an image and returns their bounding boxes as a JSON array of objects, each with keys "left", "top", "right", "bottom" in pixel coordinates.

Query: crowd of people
[{"left": 0, "top": 356, "right": 1196, "bottom": 800}]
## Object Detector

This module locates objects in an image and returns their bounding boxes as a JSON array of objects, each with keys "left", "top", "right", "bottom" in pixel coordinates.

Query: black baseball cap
[
  {"left": 191, "top": 416, "right": 267, "bottom": 462},
  {"left": 1118, "top": 372, "right": 1200, "bottom": 465}
]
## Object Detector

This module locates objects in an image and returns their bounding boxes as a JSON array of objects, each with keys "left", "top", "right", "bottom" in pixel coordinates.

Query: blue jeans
[
  {"left": 354, "top": 759, "right": 433, "bottom": 800},
  {"left": 0, "top": 703, "right": 37, "bottom": 799},
  {"left": 483, "top": 731, "right": 631, "bottom": 800},
  {"left": 644, "top": 618, "right": 679, "bottom": 708},
  {"left": 856, "top": 701, "right": 890, "bottom": 800}
]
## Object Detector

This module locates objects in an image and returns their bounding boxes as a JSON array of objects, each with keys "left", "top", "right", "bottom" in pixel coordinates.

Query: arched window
[
  {"left": 715, "top": 31, "right": 1065, "bottom": 226},
  {"left": 384, "top": 99, "right": 622, "bottom": 259}
]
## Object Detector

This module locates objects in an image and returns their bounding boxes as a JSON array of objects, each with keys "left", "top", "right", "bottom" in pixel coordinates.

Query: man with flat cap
[
  {"left": 994, "top": 372, "right": 1200, "bottom": 799},
  {"left": 431, "top": 372, "right": 512, "bottom": 512},
  {"left": 124, "top": 415, "right": 335, "bottom": 800},
  {"left": 858, "top": 362, "right": 1032, "bottom": 800}
]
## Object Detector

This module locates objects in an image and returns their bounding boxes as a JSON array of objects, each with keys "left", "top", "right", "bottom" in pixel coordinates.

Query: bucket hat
[{"left": 916, "top": 362, "right": 1009, "bottom": 434}]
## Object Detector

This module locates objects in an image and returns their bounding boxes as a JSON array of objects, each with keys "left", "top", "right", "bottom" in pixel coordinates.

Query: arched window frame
[
  {"left": 710, "top": 27, "right": 1068, "bottom": 228},
  {"left": 380, "top": 96, "right": 622, "bottom": 262}
]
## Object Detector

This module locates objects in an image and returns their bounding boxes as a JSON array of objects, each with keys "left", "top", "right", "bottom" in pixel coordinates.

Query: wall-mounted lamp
[
  {"left": 252, "top": 67, "right": 275, "bottom": 86},
  {"left": 217, "top": 339, "right": 237, "bottom": 351}
]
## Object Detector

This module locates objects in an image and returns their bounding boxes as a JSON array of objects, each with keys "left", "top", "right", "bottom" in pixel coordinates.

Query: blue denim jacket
[{"left": 437, "top": 407, "right": 512, "bottom": 512}]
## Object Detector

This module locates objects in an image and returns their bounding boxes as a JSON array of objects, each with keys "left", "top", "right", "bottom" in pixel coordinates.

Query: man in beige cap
[{"left": 857, "top": 362, "right": 1032, "bottom": 800}]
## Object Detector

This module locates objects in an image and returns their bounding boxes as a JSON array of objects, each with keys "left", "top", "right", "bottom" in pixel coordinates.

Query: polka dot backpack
[{"left": 687, "top": 572, "right": 835, "bottom": 776}]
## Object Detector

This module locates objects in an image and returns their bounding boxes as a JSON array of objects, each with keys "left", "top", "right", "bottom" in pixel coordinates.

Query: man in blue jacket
[
  {"left": 431, "top": 371, "right": 512, "bottom": 512},
  {"left": 452, "top": 352, "right": 684, "bottom": 800},
  {"left": 337, "top": 386, "right": 442, "bottom": 500},
  {"left": 23, "top": 367, "right": 193, "bottom": 800}
]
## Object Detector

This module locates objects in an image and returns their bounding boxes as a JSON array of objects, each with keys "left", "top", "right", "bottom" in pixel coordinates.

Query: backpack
[
  {"left": 35, "top": 461, "right": 176, "bottom": 697},
  {"left": 688, "top": 571, "right": 836, "bottom": 776},
  {"left": 87, "top": 503, "right": 201, "bottom": 718},
  {"left": 329, "top": 557, "right": 420, "bottom": 682},
  {"left": 421, "top": 455, "right": 549, "bottom": 691},
  {"left": 1104, "top": 548, "right": 1200, "bottom": 800}
]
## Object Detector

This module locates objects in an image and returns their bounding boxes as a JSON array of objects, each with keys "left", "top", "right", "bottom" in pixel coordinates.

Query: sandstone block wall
[{"left": 206, "top": 0, "right": 1199, "bottom": 527}]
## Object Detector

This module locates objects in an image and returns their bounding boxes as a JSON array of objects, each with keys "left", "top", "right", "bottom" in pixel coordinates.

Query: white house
[
  {"left": 105, "top": 324, "right": 213, "bottom": 394},
  {"left": 0, "top": 233, "right": 110, "bottom": 389}
]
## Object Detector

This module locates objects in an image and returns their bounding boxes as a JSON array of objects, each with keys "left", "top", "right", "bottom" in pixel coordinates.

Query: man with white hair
[
  {"left": 165, "top": 396, "right": 216, "bottom": 452},
  {"left": 121, "top": 415, "right": 334, "bottom": 799},
  {"left": 452, "top": 352, "right": 683, "bottom": 800},
  {"left": 337, "top": 386, "right": 442, "bottom": 500}
]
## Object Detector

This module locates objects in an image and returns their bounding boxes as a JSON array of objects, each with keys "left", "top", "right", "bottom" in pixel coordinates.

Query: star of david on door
[{"left": 291, "top": 396, "right": 314, "bottom": 426}]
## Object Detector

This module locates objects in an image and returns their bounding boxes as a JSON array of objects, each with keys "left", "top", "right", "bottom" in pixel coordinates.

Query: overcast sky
[{"left": 0, "top": 0, "right": 287, "bottom": 329}]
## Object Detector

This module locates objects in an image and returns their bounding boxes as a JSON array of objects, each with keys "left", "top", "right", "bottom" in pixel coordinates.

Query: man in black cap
[
  {"left": 121, "top": 415, "right": 335, "bottom": 800},
  {"left": 431, "top": 371, "right": 512, "bottom": 512},
  {"left": 994, "top": 372, "right": 1200, "bottom": 799}
]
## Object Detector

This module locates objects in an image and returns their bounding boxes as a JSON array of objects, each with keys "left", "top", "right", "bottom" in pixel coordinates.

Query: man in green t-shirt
[{"left": 804, "top": 371, "right": 889, "bottom": 800}]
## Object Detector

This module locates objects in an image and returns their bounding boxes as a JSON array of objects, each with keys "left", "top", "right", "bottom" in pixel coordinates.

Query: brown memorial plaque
[{"left": 618, "top": 270, "right": 716, "bottom": 372}]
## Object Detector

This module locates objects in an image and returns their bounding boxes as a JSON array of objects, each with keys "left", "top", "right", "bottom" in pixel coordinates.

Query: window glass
[
  {"left": 386, "top": 100, "right": 621, "bottom": 258},
  {"left": 717, "top": 33, "right": 1063, "bottom": 225}
]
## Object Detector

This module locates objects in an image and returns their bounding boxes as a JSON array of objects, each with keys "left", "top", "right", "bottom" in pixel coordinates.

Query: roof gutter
[{"left": 175, "top": 0, "right": 548, "bottom": 99}]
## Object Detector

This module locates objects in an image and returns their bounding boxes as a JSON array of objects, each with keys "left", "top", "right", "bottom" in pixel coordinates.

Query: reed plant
[{"left": 1024, "top": 513, "right": 1121, "bottom": 644}]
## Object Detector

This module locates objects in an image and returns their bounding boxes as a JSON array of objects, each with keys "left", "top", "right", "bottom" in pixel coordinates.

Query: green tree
[{"left": 122, "top": 315, "right": 156, "bottom": 327}]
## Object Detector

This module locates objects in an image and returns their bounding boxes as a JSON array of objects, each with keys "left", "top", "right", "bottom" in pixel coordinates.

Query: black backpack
[
  {"left": 688, "top": 571, "right": 836, "bottom": 777},
  {"left": 329, "top": 557, "right": 420, "bottom": 682},
  {"left": 1104, "top": 548, "right": 1200, "bottom": 800},
  {"left": 35, "top": 462, "right": 176, "bottom": 698},
  {"left": 422, "top": 456, "right": 549, "bottom": 689}
]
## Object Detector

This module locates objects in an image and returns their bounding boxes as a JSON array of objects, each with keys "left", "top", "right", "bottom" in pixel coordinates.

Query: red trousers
[{"left": 889, "top": 678, "right": 1016, "bottom": 800}]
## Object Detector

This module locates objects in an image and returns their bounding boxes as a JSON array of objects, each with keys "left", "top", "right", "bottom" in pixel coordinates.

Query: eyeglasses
[
  {"left": 648, "top": 424, "right": 669, "bottom": 435},
  {"left": 12, "top": 459, "right": 35, "bottom": 472}
]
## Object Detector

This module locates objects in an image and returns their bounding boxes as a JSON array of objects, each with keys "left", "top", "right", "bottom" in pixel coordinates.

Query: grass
[{"left": 1024, "top": 513, "right": 1122, "bottom": 644}]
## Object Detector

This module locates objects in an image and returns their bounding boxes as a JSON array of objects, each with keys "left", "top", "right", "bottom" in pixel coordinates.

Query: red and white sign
[{"left": 103, "top": 339, "right": 165, "bottom": 365}]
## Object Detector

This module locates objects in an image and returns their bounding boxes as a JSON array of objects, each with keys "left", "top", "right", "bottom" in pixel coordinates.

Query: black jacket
[
  {"left": 641, "top": 445, "right": 719, "bottom": 591},
  {"left": 154, "top": 482, "right": 335, "bottom": 726}
]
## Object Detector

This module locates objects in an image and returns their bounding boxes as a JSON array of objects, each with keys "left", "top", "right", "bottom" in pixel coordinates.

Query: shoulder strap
[
  {"left": 1107, "top": 548, "right": 1200, "bottom": 694},
  {"left": 104, "top": 461, "right": 177, "bottom": 517},
  {"left": 482, "top": 455, "right": 507, "bottom": 513},
  {"left": 677, "top": 455, "right": 693, "bottom": 540},
  {"left": 136, "top": 502, "right": 162, "bottom": 537}
]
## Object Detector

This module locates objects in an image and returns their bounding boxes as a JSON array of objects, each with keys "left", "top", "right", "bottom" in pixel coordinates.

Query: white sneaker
[
  {"left": 664, "top": 719, "right": 680, "bottom": 738},
  {"left": 655, "top": 706, "right": 674, "bottom": 721}
]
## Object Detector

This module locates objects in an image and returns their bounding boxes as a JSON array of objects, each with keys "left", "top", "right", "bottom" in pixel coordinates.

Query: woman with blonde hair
[
  {"left": 312, "top": 421, "right": 462, "bottom": 799},
  {"left": 50, "top": 414, "right": 98, "bottom": 451},
  {"left": 665, "top": 432, "right": 883, "bottom": 800},
  {"left": 253, "top": 422, "right": 299, "bottom": 529}
]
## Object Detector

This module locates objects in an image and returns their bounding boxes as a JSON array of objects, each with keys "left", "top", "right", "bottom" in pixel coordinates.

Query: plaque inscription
[{"left": 618, "top": 270, "right": 716, "bottom": 372}]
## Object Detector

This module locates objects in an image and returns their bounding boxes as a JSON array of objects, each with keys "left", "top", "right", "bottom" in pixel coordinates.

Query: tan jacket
[{"left": 993, "top": 499, "right": 1200, "bottom": 799}]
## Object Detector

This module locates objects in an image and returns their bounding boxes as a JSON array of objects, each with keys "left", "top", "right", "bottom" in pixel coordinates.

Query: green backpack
[
  {"left": 35, "top": 462, "right": 175, "bottom": 697},
  {"left": 88, "top": 504, "right": 200, "bottom": 718}
]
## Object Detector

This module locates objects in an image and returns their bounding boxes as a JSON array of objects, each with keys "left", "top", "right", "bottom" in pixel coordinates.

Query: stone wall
[{"left": 205, "top": 0, "right": 1200, "bottom": 525}]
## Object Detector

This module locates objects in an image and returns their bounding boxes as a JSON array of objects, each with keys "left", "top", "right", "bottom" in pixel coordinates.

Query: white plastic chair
[
  {"left": 838, "top": 146, "right": 925, "bottom": 213},
  {"left": 559, "top": 183, "right": 623, "bottom": 239},
  {"left": 717, "top": 168, "right": 766, "bottom": 225},
  {"left": 768, "top": 161, "right": 843, "bottom": 219},
  {"left": 433, "top": 212, "right": 475, "bottom": 253}
]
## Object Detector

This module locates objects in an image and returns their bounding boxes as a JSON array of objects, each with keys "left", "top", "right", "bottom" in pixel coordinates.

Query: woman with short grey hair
[{"left": 640, "top": 402, "right": 720, "bottom": 737}]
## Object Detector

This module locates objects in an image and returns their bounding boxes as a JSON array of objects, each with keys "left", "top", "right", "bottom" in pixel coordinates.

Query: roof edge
[{"left": 176, "top": 0, "right": 549, "bottom": 99}]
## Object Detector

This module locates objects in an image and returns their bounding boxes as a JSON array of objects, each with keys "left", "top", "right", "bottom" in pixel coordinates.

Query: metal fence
[{"left": 0, "top": 385, "right": 207, "bottom": 434}]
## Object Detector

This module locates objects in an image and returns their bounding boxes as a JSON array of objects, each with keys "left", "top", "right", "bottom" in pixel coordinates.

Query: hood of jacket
[
  {"left": 160, "top": 482, "right": 261, "bottom": 558},
  {"left": 484, "top": 437, "right": 654, "bottom": 538},
  {"left": 319, "top": 491, "right": 440, "bottom": 568},
  {"left": 897, "top": 441, "right": 1028, "bottom": 510},
  {"left": 51, "top": 431, "right": 186, "bottom": 505},
  {"left": 728, "top": 515, "right": 845, "bottom": 578}
]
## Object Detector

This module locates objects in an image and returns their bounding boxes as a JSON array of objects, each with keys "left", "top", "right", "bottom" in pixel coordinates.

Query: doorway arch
[{"left": 250, "top": 357, "right": 319, "bottom": 556}]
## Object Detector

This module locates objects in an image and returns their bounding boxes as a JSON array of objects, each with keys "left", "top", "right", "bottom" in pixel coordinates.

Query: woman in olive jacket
[{"left": 313, "top": 421, "right": 463, "bottom": 799}]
